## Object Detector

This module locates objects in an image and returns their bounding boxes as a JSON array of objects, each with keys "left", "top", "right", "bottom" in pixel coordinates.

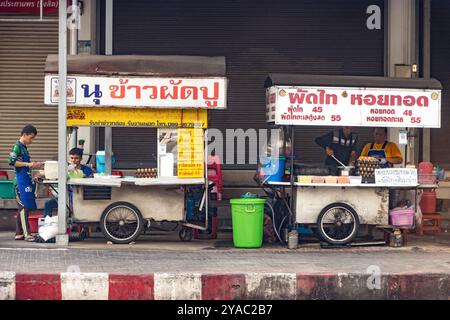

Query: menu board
[
  {"left": 375, "top": 168, "right": 418, "bottom": 186},
  {"left": 267, "top": 86, "right": 441, "bottom": 128},
  {"left": 177, "top": 128, "right": 204, "bottom": 178}
]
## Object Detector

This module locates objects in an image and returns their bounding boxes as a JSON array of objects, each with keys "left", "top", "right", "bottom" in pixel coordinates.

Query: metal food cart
[
  {"left": 44, "top": 55, "right": 227, "bottom": 244},
  {"left": 263, "top": 74, "right": 442, "bottom": 245}
]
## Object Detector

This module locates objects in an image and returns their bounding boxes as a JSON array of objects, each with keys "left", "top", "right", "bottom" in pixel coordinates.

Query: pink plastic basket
[
  {"left": 389, "top": 209, "right": 415, "bottom": 227},
  {"left": 418, "top": 173, "right": 437, "bottom": 184}
]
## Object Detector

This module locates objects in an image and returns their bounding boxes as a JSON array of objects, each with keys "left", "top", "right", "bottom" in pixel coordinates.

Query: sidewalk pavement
[{"left": 0, "top": 231, "right": 449, "bottom": 300}]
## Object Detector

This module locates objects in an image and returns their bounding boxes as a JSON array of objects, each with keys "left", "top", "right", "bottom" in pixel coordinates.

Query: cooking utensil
[{"left": 331, "top": 155, "right": 346, "bottom": 168}]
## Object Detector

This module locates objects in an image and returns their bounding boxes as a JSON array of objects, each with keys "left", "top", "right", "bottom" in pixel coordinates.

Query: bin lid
[{"left": 230, "top": 198, "right": 266, "bottom": 205}]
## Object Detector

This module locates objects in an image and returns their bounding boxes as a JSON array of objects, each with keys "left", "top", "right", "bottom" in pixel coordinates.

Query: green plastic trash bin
[{"left": 230, "top": 198, "right": 266, "bottom": 248}]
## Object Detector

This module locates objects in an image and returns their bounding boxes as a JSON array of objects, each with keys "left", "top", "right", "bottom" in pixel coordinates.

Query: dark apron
[
  {"left": 16, "top": 143, "right": 37, "bottom": 210},
  {"left": 367, "top": 141, "right": 390, "bottom": 168}
]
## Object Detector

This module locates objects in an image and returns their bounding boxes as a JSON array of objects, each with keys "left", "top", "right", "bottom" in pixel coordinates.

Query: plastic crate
[{"left": 0, "top": 180, "right": 15, "bottom": 199}]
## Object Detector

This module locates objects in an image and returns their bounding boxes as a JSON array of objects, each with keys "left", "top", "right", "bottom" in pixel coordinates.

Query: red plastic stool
[{"left": 207, "top": 155, "right": 222, "bottom": 201}]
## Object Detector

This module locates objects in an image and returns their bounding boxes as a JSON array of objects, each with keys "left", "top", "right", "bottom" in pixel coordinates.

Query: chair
[{"left": 416, "top": 213, "right": 442, "bottom": 236}]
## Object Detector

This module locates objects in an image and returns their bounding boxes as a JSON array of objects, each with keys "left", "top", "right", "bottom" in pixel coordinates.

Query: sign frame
[
  {"left": 45, "top": 74, "right": 228, "bottom": 109},
  {"left": 267, "top": 85, "right": 441, "bottom": 128}
]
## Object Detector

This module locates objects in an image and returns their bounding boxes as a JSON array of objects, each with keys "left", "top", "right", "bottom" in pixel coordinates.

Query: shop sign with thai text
[
  {"left": 0, "top": 0, "right": 58, "bottom": 14},
  {"left": 45, "top": 75, "right": 227, "bottom": 109},
  {"left": 266, "top": 86, "right": 441, "bottom": 128}
]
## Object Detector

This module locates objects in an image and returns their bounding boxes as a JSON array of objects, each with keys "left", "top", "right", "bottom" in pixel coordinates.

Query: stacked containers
[{"left": 418, "top": 162, "right": 437, "bottom": 214}]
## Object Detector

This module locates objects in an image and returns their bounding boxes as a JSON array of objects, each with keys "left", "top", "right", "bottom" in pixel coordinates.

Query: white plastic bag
[{"left": 38, "top": 216, "right": 59, "bottom": 241}]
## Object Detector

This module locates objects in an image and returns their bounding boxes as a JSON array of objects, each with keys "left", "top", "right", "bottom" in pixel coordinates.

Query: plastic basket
[
  {"left": 418, "top": 173, "right": 437, "bottom": 184},
  {"left": 0, "top": 180, "right": 16, "bottom": 199},
  {"left": 389, "top": 209, "right": 415, "bottom": 227}
]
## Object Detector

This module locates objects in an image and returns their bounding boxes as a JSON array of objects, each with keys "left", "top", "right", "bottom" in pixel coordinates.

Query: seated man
[
  {"left": 360, "top": 127, "right": 403, "bottom": 168},
  {"left": 44, "top": 148, "right": 93, "bottom": 217}
]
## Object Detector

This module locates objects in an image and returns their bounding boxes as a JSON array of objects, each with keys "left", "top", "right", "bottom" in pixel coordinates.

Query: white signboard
[
  {"left": 45, "top": 75, "right": 227, "bottom": 109},
  {"left": 267, "top": 86, "right": 441, "bottom": 128},
  {"left": 375, "top": 168, "right": 418, "bottom": 186}
]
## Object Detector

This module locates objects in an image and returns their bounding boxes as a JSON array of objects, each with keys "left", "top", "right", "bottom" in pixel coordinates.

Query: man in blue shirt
[
  {"left": 8, "top": 125, "right": 43, "bottom": 241},
  {"left": 43, "top": 148, "right": 93, "bottom": 217}
]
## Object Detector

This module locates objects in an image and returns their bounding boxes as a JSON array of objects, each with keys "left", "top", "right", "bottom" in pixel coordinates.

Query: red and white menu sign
[
  {"left": 267, "top": 86, "right": 441, "bottom": 128},
  {"left": 45, "top": 75, "right": 227, "bottom": 109}
]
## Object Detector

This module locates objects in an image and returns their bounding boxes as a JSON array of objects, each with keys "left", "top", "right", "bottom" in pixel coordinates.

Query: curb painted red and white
[{"left": 1, "top": 272, "right": 449, "bottom": 300}]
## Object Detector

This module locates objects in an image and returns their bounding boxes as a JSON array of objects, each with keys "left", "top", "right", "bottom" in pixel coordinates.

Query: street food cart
[
  {"left": 263, "top": 74, "right": 442, "bottom": 245},
  {"left": 44, "top": 55, "right": 227, "bottom": 244}
]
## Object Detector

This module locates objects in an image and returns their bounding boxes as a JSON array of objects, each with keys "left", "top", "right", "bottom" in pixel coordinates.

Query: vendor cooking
[
  {"left": 43, "top": 148, "right": 93, "bottom": 217},
  {"left": 315, "top": 126, "right": 358, "bottom": 174},
  {"left": 360, "top": 127, "right": 403, "bottom": 168}
]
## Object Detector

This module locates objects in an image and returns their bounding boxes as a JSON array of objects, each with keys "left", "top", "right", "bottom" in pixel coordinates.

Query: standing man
[
  {"left": 360, "top": 127, "right": 403, "bottom": 168},
  {"left": 315, "top": 126, "right": 358, "bottom": 174},
  {"left": 8, "top": 125, "right": 43, "bottom": 241}
]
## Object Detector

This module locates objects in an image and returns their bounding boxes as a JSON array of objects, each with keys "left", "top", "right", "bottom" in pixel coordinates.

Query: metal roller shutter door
[
  {"left": 0, "top": 19, "right": 58, "bottom": 168},
  {"left": 430, "top": 1, "right": 450, "bottom": 168},
  {"left": 110, "top": 0, "right": 384, "bottom": 168}
]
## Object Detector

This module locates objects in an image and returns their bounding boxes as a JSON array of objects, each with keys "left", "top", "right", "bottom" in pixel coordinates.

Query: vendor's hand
[
  {"left": 378, "top": 158, "right": 387, "bottom": 165},
  {"left": 326, "top": 147, "right": 334, "bottom": 157},
  {"left": 29, "top": 162, "right": 43, "bottom": 169}
]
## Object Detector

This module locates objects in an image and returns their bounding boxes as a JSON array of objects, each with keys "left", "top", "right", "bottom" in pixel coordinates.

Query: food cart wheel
[
  {"left": 316, "top": 202, "right": 360, "bottom": 245},
  {"left": 100, "top": 201, "right": 144, "bottom": 244},
  {"left": 179, "top": 227, "right": 193, "bottom": 242}
]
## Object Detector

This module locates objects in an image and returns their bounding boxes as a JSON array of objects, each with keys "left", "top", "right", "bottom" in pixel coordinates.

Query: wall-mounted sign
[
  {"left": 0, "top": 0, "right": 58, "bottom": 14},
  {"left": 45, "top": 75, "right": 227, "bottom": 109},
  {"left": 66, "top": 107, "right": 208, "bottom": 128},
  {"left": 266, "top": 86, "right": 441, "bottom": 128},
  {"left": 177, "top": 128, "right": 204, "bottom": 178},
  {"left": 375, "top": 168, "right": 418, "bottom": 186}
]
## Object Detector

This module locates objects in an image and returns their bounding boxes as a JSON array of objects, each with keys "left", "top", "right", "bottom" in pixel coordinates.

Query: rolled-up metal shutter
[
  {"left": 430, "top": 1, "right": 450, "bottom": 168},
  {"left": 0, "top": 19, "right": 58, "bottom": 168},
  {"left": 109, "top": 0, "right": 384, "bottom": 168}
]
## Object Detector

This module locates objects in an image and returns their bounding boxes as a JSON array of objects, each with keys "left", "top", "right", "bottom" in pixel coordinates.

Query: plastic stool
[
  {"left": 416, "top": 213, "right": 442, "bottom": 235},
  {"left": 208, "top": 155, "right": 223, "bottom": 201}
]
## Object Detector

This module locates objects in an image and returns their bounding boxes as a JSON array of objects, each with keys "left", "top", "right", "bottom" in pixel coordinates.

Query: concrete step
[{"left": 0, "top": 198, "right": 49, "bottom": 210}]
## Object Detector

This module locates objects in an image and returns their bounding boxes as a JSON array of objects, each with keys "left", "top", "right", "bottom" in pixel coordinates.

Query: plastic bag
[{"left": 38, "top": 216, "right": 58, "bottom": 241}]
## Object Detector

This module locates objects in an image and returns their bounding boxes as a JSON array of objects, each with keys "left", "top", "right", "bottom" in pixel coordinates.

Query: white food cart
[
  {"left": 44, "top": 55, "right": 227, "bottom": 243},
  {"left": 263, "top": 74, "right": 442, "bottom": 245}
]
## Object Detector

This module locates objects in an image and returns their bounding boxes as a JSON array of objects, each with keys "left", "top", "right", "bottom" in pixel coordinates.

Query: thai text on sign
[
  {"left": 66, "top": 107, "right": 207, "bottom": 128},
  {"left": 375, "top": 168, "right": 418, "bottom": 186},
  {"left": 177, "top": 128, "right": 204, "bottom": 178},
  {"left": 267, "top": 86, "right": 441, "bottom": 128},
  {"left": 45, "top": 75, "right": 227, "bottom": 109}
]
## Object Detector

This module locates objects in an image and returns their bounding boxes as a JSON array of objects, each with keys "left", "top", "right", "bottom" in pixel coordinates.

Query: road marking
[
  {"left": 0, "top": 272, "right": 15, "bottom": 300},
  {"left": 154, "top": 273, "right": 202, "bottom": 300},
  {"left": 61, "top": 273, "right": 109, "bottom": 300}
]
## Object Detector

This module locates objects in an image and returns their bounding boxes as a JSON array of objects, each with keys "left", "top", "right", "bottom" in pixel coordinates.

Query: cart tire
[
  {"left": 316, "top": 202, "right": 360, "bottom": 245},
  {"left": 179, "top": 227, "right": 193, "bottom": 242},
  {"left": 100, "top": 202, "right": 144, "bottom": 244}
]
